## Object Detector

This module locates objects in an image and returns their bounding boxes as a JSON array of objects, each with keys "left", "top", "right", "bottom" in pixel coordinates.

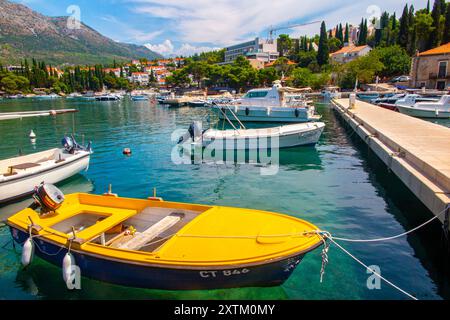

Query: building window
[
  {"left": 438, "top": 61, "right": 447, "bottom": 78},
  {"left": 436, "top": 80, "right": 446, "bottom": 90}
]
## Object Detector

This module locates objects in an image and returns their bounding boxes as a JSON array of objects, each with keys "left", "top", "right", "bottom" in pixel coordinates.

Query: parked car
[{"left": 389, "top": 75, "right": 410, "bottom": 83}]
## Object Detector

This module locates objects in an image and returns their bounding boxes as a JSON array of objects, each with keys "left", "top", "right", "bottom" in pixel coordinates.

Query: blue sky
[{"left": 14, "top": 0, "right": 429, "bottom": 57}]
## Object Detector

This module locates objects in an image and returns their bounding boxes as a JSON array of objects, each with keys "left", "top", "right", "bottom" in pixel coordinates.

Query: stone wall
[{"left": 410, "top": 53, "right": 450, "bottom": 89}]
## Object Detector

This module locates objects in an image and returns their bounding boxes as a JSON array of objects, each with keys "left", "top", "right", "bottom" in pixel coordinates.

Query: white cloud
[
  {"left": 145, "top": 40, "right": 174, "bottom": 55},
  {"left": 144, "top": 39, "right": 219, "bottom": 57},
  {"left": 127, "top": 0, "right": 428, "bottom": 46}
]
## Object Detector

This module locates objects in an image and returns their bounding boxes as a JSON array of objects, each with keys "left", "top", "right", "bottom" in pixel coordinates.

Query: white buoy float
[
  {"left": 29, "top": 130, "right": 36, "bottom": 139},
  {"left": 62, "top": 252, "right": 77, "bottom": 289},
  {"left": 21, "top": 238, "right": 34, "bottom": 267}
]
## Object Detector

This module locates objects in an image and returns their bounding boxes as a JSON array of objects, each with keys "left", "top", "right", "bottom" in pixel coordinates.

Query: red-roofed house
[
  {"left": 103, "top": 68, "right": 121, "bottom": 78},
  {"left": 411, "top": 43, "right": 450, "bottom": 90},
  {"left": 330, "top": 45, "right": 372, "bottom": 64}
]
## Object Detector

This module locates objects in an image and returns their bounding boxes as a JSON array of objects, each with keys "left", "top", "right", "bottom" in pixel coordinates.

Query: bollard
[{"left": 349, "top": 93, "right": 356, "bottom": 109}]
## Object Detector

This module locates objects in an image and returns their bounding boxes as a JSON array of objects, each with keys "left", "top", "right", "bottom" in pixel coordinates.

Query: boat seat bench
[
  {"left": 72, "top": 205, "right": 137, "bottom": 242},
  {"left": 117, "top": 212, "right": 184, "bottom": 251}
]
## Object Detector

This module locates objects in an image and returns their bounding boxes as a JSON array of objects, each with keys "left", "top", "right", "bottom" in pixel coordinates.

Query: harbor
[
  {"left": 1, "top": 0, "right": 450, "bottom": 305},
  {"left": 0, "top": 97, "right": 448, "bottom": 300}
]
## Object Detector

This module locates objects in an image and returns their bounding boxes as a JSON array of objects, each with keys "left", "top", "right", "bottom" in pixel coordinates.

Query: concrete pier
[{"left": 331, "top": 99, "right": 450, "bottom": 227}]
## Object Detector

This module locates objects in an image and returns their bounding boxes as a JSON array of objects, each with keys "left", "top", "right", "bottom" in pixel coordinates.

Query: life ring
[
  {"left": 245, "top": 107, "right": 250, "bottom": 116},
  {"left": 295, "top": 108, "right": 300, "bottom": 118}
]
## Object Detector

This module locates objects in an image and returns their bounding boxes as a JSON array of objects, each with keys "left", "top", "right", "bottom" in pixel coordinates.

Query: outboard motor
[
  {"left": 62, "top": 136, "right": 75, "bottom": 153},
  {"left": 62, "top": 135, "right": 93, "bottom": 154},
  {"left": 32, "top": 183, "right": 65, "bottom": 214},
  {"left": 178, "top": 121, "right": 203, "bottom": 144}
]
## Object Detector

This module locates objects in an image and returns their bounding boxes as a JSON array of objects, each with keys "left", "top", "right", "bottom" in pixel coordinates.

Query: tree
[
  {"left": 398, "top": 4, "right": 410, "bottom": 48},
  {"left": 344, "top": 23, "right": 349, "bottom": 44},
  {"left": 444, "top": 3, "right": 450, "bottom": 43},
  {"left": 337, "top": 53, "right": 384, "bottom": 89},
  {"left": 272, "top": 57, "right": 294, "bottom": 77},
  {"left": 407, "top": 5, "right": 417, "bottom": 55},
  {"left": 372, "top": 46, "right": 411, "bottom": 78},
  {"left": 291, "top": 68, "right": 315, "bottom": 87},
  {"left": 358, "top": 19, "right": 368, "bottom": 45},
  {"left": 1, "top": 76, "right": 18, "bottom": 93},
  {"left": 416, "top": 12, "right": 435, "bottom": 51},
  {"left": 317, "top": 21, "right": 329, "bottom": 66},
  {"left": 297, "top": 50, "right": 317, "bottom": 68},
  {"left": 277, "top": 34, "right": 292, "bottom": 57},
  {"left": 429, "top": 0, "right": 444, "bottom": 48},
  {"left": 328, "top": 38, "right": 342, "bottom": 53},
  {"left": 258, "top": 67, "right": 278, "bottom": 86},
  {"left": 337, "top": 24, "right": 344, "bottom": 43}
]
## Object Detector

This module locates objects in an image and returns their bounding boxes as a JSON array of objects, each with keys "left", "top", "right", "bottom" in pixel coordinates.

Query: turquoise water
[{"left": 0, "top": 98, "right": 448, "bottom": 300}]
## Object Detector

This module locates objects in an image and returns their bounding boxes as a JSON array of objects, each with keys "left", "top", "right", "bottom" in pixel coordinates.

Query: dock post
[{"left": 443, "top": 205, "right": 450, "bottom": 254}]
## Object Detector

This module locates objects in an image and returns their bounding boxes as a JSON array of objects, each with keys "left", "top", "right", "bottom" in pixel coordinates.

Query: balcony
[{"left": 429, "top": 72, "right": 450, "bottom": 79}]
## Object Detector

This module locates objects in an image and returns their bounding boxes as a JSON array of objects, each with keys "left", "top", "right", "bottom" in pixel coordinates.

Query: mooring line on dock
[{"left": 331, "top": 205, "right": 449, "bottom": 243}]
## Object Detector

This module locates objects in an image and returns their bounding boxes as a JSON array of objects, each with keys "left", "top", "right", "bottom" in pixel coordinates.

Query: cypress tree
[
  {"left": 317, "top": 21, "right": 329, "bottom": 66},
  {"left": 398, "top": 4, "right": 409, "bottom": 48},
  {"left": 337, "top": 23, "right": 344, "bottom": 43},
  {"left": 427, "top": 0, "right": 430, "bottom": 13},
  {"left": 430, "top": 0, "right": 443, "bottom": 48},
  {"left": 344, "top": 23, "right": 349, "bottom": 44},
  {"left": 358, "top": 19, "right": 368, "bottom": 45},
  {"left": 444, "top": 3, "right": 450, "bottom": 43},
  {"left": 407, "top": 5, "right": 417, "bottom": 55}
]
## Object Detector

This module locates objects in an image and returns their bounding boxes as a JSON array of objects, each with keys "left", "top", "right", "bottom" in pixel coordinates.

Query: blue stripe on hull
[{"left": 11, "top": 227, "right": 308, "bottom": 290}]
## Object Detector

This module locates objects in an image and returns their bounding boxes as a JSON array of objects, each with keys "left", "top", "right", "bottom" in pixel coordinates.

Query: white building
[
  {"left": 330, "top": 45, "right": 372, "bottom": 64},
  {"left": 130, "top": 72, "right": 149, "bottom": 85},
  {"left": 224, "top": 37, "right": 279, "bottom": 64}
]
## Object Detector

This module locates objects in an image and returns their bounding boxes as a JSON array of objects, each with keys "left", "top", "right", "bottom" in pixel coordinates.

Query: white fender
[
  {"left": 234, "top": 105, "right": 238, "bottom": 113},
  {"left": 267, "top": 107, "right": 271, "bottom": 116},
  {"left": 21, "top": 238, "right": 34, "bottom": 267},
  {"left": 62, "top": 252, "right": 75, "bottom": 283}
]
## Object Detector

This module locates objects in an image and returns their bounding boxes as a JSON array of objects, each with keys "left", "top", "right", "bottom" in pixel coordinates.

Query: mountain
[{"left": 0, "top": 0, "right": 163, "bottom": 65}]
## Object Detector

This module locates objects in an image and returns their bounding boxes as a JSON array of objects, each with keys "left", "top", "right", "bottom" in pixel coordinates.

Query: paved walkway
[{"left": 333, "top": 99, "right": 449, "bottom": 223}]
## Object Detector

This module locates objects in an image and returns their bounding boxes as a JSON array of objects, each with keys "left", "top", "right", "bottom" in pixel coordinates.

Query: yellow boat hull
[{"left": 7, "top": 193, "right": 322, "bottom": 290}]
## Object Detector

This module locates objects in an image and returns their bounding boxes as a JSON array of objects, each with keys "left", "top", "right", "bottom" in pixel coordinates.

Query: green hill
[{"left": 0, "top": 0, "right": 163, "bottom": 65}]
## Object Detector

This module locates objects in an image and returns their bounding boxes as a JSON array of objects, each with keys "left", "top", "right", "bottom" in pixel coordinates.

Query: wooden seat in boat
[
  {"left": 72, "top": 205, "right": 137, "bottom": 243},
  {"left": 117, "top": 212, "right": 184, "bottom": 251}
]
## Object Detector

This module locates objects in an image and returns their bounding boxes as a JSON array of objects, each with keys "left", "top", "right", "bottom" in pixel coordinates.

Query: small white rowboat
[{"left": 0, "top": 137, "right": 92, "bottom": 203}]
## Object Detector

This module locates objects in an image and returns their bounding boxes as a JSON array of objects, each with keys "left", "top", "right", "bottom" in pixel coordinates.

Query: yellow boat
[{"left": 7, "top": 184, "right": 322, "bottom": 290}]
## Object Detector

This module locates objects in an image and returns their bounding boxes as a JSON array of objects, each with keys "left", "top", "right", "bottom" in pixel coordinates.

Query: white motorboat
[
  {"left": 178, "top": 121, "right": 325, "bottom": 150},
  {"left": 321, "top": 86, "right": 342, "bottom": 100},
  {"left": 396, "top": 95, "right": 450, "bottom": 118},
  {"left": 34, "top": 94, "right": 61, "bottom": 100},
  {"left": 212, "top": 81, "right": 319, "bottom": 123},
  {"left": 131, "top": 95, "right": 149, "bottom": 101},
  {"left": 95, "top": 94, "right": 121, "bottom": 101},
  {"left": 0, "top": 136, "right": 92, "bottom": 203}
]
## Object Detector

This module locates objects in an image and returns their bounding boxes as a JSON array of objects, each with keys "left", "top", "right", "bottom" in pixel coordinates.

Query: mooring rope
[
  {"left": 332, "top": 205, "right": 449, "bottom": 243},
  {"left": 326, "top": 236, "right": 418, "bottom": 300}
]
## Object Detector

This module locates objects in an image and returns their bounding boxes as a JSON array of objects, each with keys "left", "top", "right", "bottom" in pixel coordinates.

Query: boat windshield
[{"left": 243, "top": 91, "right": 269, "bottom": 99}]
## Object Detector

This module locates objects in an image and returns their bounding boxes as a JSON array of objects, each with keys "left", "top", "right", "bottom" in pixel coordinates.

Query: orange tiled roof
[
  {"left": 132, "top": 72, "right": 148, "bottom": 75},
  {"left": 265, "top": 60, "right": 296, "bottom": 67},
  {"left": 419, "top": 43, "right": 450, "bottom": 56},
  {"left": 330, "top": 45, "right": 370, "bottom": 56}
]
